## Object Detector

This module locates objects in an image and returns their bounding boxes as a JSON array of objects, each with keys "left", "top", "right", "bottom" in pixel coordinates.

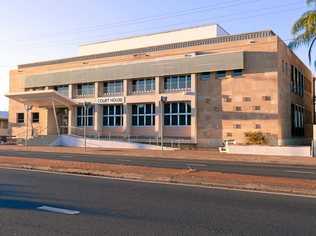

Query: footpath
[{"left": 0, "top": 145, "right": 316, "bottom": 197}]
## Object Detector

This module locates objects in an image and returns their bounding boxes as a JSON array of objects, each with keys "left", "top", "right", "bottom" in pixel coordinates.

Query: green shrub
[{"left": 244, "top": 131, "right": 266, "bottom": 145}]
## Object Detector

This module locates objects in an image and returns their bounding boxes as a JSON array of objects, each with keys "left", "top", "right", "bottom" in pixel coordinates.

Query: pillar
[
  {"left": 68, "top": 84, "right": 73, "bottom": 99},
  {"left": 123, "top": 104, "right": 131, "bottom": 138},
  {"left": 155, "top": 76, "right": 161, "bottom": 136},
  {"left": 191, "top": 73, "right": 198, "bottom": 143}
]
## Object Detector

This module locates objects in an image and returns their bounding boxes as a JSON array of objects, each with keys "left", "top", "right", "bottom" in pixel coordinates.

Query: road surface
[
  {"left": 0, "top": 149, "right": 316, "bottom": 180},
  {"left": 0, "top": 168, "right": 315, "bottom": 235}
]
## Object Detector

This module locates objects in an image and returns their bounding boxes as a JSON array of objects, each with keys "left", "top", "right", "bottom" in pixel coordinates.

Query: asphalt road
[
  {"left": 0, "top": 168, "right": 315, "bottom": 236},
  {"left": 0, "top": 149, "right": 316, "bottom": 180}
]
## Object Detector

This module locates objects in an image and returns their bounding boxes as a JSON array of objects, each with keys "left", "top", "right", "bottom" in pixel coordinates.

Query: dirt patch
[
  {"left": 0, "top": 156, "right": 316, "bottom": 196},
  {"left": 1, "top": 145, "right": 316, "bottom": 167}
]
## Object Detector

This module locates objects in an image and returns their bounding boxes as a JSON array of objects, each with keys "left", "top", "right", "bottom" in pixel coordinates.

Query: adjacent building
[
  {"left": 6, "top": 24, "right": 314, "bottom": 147},
  {"left": 0, "top": 111, "right": 9, "bottom": 142}
]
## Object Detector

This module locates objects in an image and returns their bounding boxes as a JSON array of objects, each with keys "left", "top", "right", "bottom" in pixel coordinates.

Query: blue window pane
[{"left": 132, "top": 116, "right": 137, "bottom": 126}]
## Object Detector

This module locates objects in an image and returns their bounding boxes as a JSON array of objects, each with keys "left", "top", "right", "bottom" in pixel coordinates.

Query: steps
[{"left": 26, "top": 135, "right": 59, "bottom": 146}]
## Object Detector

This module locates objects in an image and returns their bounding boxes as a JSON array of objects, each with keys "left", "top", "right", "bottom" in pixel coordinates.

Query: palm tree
[{"left": 289, "top": 0, "right": 316, "bottom": 67}]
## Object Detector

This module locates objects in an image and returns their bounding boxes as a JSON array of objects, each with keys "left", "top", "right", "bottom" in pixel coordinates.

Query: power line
[
  {"left": 0, "top": 0, "right": 255, "bottom": 44},
  {"left": 11, "top": 1, "right": 303, "bottom": 50}
]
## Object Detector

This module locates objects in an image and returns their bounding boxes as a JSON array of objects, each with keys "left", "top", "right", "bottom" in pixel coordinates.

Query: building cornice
[{"left": 18, "top": 30, "right": 275, "bottom": 69}]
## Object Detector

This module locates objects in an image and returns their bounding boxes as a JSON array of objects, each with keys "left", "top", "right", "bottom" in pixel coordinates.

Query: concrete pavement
[{"left": 0, "top": 168, "right": 316, "bottom": 236}]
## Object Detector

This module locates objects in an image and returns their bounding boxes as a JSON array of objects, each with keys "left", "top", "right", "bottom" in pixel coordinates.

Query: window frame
[
  {"left": 77, "top": 83, "right": 95, "bottom": 97},
  {"left": 32, "top": 112, "right": 40, "bottom": 123},
  {"left": 232, "top": 69, "right": 243, "bottom": 77},
  {"left": 17, "top": 113, "right": 24, "bottom": 124},
  {"left": 104, "top": 80, "right": 123, "bottom": 95},
  {"left": 76, "top": 106, "right": 94, "bottom": 127},
  {"left": 215, "top": 71, "right": 227, "bottom": 79},
  {"left": 131, "top": 103, "right": 155, "bottom": 127},
  {"left": 102, "top": 105, "right": 124, "bottom": 127},
  {"left": 164, "top": 102, "right": 191, "bottom": 127},
  {"left": 164, "top": 75, "right": 191, "bottom": 91}
]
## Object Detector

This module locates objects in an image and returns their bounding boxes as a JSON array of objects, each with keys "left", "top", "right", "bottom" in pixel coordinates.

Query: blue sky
[{"left": 0, "top": 0, "right": 311, "bottom": 111}]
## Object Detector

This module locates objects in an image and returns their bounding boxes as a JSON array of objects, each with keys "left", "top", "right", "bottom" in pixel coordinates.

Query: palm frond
[
  {"left": 292, "top": 10, "right": 316, "bottom": 35},
  {"left": 307, "top": 0, "right": 316, "bottom": 6},
  {"left": 289, "top": 32, "right": 314, "bottom": 49}
]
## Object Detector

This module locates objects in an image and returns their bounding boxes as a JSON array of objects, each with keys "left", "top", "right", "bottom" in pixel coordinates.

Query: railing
[
  {"left": 0, "top": 128, "right": 9, "bottom": 137},
  {"left": 103, "top": 91, "right": 123, "bottom": 97},
  {"left": 68, "top": 126, "right": 192, "bottom": 148},
  {"left": 73, "top": 88, "right": 95, "bottom": 98},
  {"left": 129, "top": 88, "right": 155, "bottom": 95},
  {"left": 164, "top": 87, "right": 191, "bottom": 93}
]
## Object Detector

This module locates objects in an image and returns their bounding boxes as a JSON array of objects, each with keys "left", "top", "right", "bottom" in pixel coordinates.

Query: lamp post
[
  {"left": 83, "top": 101, "right": 91, "bottom": 152},
  {"left": 160, "top": 96, "right": 168, "bottom": 151},
  {"left": 24, "top": 105, "right": 33, "bottom": 149}
]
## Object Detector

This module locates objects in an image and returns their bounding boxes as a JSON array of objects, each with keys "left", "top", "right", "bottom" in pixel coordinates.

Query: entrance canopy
[{"left": 6, "top": 90, "right": 77, "bottom": 108}]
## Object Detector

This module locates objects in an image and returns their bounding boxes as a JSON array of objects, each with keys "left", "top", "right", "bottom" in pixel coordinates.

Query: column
[
  {"left": 190, "top": 74, "right": 198, "bottom": 143},
  {"left": 123, "top": 104, "right": 131, "bottom": 138},
  {"left": 68, "top": 106, "right": 75, "bottom": 135},
  {"left": 95, "top": 82, "right": 100, "bottom": 98},
  {"left": 123, "top": 79, "right": 128, "bottom": 97},
  {"left": 155, "top": 77, "right": 161, "bottom": 136},
  {"left": 94, "top": 104, "right": 102, "bottom": 136},
  {"left": 68, "top": 84, "right": 73, "bottom": 99}
]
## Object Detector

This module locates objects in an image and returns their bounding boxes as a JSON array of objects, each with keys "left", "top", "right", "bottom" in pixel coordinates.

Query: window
[
  {"left": 164, "top": 102, "right": 191, "bottom": 126},
  {"left": 254, "top": 106, "right": 261, "bottom": 111},
  {"left": 243, "top": 97, "right": 251, "bottom": 102},
  {"left": 216, "top": 71, "right": 226, "bottom": 79},
  {"left": 164, "top": 75, "right": 191, "bottom": 91},
  {"left": 223, "top": 96, "right": 232, "bottom": 103},
  {"left": 132, "top": 104, "right": 155, "bottom": 126},
  {"left": 290, "top": 65, "right": 304, "bottom": 97},
  {"left": 132, "top": 78, "right": 155, "bottom": 93},
  {"left": 54, "top": 85, "right": 69, "bottom": 97},
  {"left": 103, "top": 105, "right": 123, "bottom": 127},
  {"left": 282, "top": 60, "right": 285, "bottom": 72},
  {"left": 263, "top": 96, "right": 272, "bottom": 101},
  {"left": 233, "top": 124, "right": 241, "bottom": 129},
  {"left": 235, "top": 106, "right": 242, "bottom": 111},
  {"left": 32, "top": 112, "right": 39, "bottom": 123},
  {"left": 232, "top": 69, "right": 243, "bottom": 77},
  {"left": 226, "top": 132, "right": 233, "bottom": 137},
  {"left": 255, "top": 124, "right": 261, "bottom": 129},
  {"left": 17, "top": 113, "right": 24, "bottom": 124},
  {"left": 199, "top": 72, "right": 211, "bottom": 80},
  {"left": 104, "top": 80, "right": 123, "bottom": 95},
  {"left": 291, "top": 65, "right": 294, "bottom": 92},
  {"left": 77, "top": 83, "right": 95, "bottom": 97},
  {"left": 291, "top": 104, "right": 304, "bottom": 137},
  {"left": 76, "top": 106, "right": 94, "bottom": 127}
]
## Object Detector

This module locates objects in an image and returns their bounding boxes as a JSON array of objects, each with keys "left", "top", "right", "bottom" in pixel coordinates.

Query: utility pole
[{"left": 24, "top": 105, "right": 33, "bottom": 149}]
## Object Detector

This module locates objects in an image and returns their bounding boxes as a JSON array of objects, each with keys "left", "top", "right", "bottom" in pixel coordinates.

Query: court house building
[{"left": 6, "top": 24, "right": 314, "bottom": 147}]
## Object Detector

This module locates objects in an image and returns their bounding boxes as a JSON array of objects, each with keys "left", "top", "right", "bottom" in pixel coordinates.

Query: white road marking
[
  {"left": 186, "top": 163, "right": 207, "bottom": 167},
  {"left": 37, "top": 205, "right": 80, "bottom": 215},
  {"left": 285, "top": 170, "right": 316, "bottom": 175},
  {"left": 120, "top": 159, "right": 132, "bottom": 162}
]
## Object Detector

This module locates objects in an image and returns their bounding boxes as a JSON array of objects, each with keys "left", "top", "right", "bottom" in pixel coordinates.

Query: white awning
[{"left": 6, "top": 90, "right": 77, "bottom": 108}]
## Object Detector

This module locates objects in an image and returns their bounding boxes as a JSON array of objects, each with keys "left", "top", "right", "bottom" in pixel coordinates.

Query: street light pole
[{"left": 24, "top": 105, "right": 32, "bottom": 149}]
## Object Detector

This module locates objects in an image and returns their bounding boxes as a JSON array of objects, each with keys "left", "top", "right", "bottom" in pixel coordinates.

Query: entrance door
[{"left": 56, "top": 108, "right": 69, "bottom": 135}]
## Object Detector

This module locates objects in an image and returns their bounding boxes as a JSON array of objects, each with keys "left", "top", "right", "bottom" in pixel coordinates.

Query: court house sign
[{"left": 96, "top": 97, "right": 124, "bottom": 104}]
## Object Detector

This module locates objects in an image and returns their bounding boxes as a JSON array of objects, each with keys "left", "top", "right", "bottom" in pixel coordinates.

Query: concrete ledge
[{"left": 228, "top": 145, "right": 311, "bottom": 157}]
